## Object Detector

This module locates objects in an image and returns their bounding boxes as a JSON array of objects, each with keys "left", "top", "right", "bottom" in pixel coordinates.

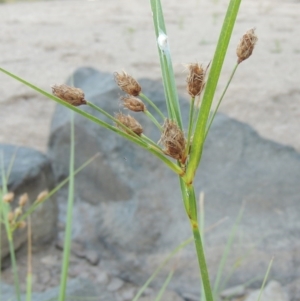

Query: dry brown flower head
[
  {"left": 36, "top": 190, "right": 49, "bottom": 203},
  {"left": 236, "top": 28, "right": 258, "bottom": 64},
  {"left": 3, "top": 192, "right": 14, "bottom": 203},
  {"left": 14, "top": 207, "right": 22, "bottom": 218},
  {"left": 52, "top": 84, "right": 87, "bottom": 106},
  {"left": 8, "top": 211, "right": 15, "bottom": 223},
  {"left": 115, "top": 113, "right": 143, "bottom": 136},
  {"left": 114, "top": 71, "right": 141, "bottom": 96},
  {"left": 121, "top": 96, "right": 146, "bottom": 112},
  {"left": 160, "top": 119, "right": 186, "bottom": 161},
  {"left": 17, "top": 221, "right": 27, "bottom": 229},
  {"left": 19, "top": 193, "right": 28, "bottom": 207},
  {"left": 186, "top": 63, "right": 206, "bottom": 97}
]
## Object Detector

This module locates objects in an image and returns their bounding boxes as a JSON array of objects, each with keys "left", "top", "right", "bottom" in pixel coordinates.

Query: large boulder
[
  {"left": 0, "top": 144, "right": 57, "bottom": 260},
  {"left": 48, "top": 67, "right": 300, "bottom": 297}
]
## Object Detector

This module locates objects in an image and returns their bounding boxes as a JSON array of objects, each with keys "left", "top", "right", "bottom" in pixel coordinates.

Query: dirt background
[{"left": 0, "top": 0, "right": 299, "bottom": 153}]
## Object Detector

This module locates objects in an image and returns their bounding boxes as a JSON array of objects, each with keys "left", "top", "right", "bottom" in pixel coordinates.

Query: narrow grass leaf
[
  {"left": 132, "top": 237, "right": 193, "bottom": 301},
  {"left": 213, "top": 205, "right": 244, "bottom": 298},
  {"left": 256, "top": 257, "right": 274, "bottom": 301},
  {"left": 186, "top": 0, "right": 242, "bottom": 182},
  {"left": 150, "top": 0, "right": 182, "bottom": 129},
  {"left": 0, "top": 157, "right": 21, "bottom": 301},
  {"left": 0, "top": 67, "right": 182, "bottom": 175},
  {"left": 154, "top": 270, "right": 174, "bottom": 301},
  {"left": 58, "top": 113, "right": 76, "bottom": 301}
]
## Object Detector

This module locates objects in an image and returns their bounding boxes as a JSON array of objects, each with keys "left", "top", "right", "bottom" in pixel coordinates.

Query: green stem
[
  {"left": 140, "top": 92, "right": 166, "bottom": 121},
  {"left": 205, "top": 63, "right": 238, "bottom": 139},
  {"left": 7, "top": 228, "right": 21, "bottom": 301},
  {"left": 1, "top": 160, "right": 21, "bottom": 301},
  {"left": 185, "top": 97, "right": 195, "bottom": 158},
  {"left": 58, "top": 113, "right": 75, "bottom": 301},
  {"left": 144, "top": 110, "right": 163, "bottom": 131},
  {"left": 180, "top": 182, "right": 213, "bottom": 301},
  {"left": 192, "top": 223, "right": 213, "bottom": 301}
]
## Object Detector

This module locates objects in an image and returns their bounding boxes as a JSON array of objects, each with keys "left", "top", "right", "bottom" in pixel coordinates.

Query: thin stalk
[
  {"left": 150, "top": 0, "right": 183, "bottom": 129},
  {"left": 26, "top": 216, "right": 32, "bottom": 301},
  {"left": 1, "top": 160, "right": 21, "bottom": 301},
  {"left": 0, "top": 68, "right": 182, "bottom": 176},
  {"left": 140, "top": 92, "right": 165, "bottom": 121},
  {"left": 184, "top": 97, "right": 195, "bottom": 159},
  {"left": 192, "top": 222, "right": 214, "bottom": 301},
  {"left": 87, "top": 101, "right": 148, "bottom": 143},
  {"left": 213, "top": 204, "right": 244, "bottom": 297},
  {"left": 132, "top": 237, "right": 193, "bottom": 301},
  {"left": 205, "top": 63, "right": 238, "bottom": 139},
  {"left": 13, "top": 153, "right": 100, "bottom": 227},
  {"left": 141, "top": 134, "right": 161, "bottom": 150},
  {"left": 199, "top": 192, "right": 206, "bottom": 301},
  {"left": 257, "top": 258, "right": 274, "bottom": 301},
  {"left": 58, "top": 113, "right": 76, "bottom": 301},
  {"left": 154, "top": 270, "right": 174, "bottom": 301},
  {"left": 144, "top": 110, "right": 163, "bottom": 131},
  {"left": 7, "top": 228, "right": 20, "bottom": 301},
  {"left": 0, "top": 193, "right": 2, "bottom": 301},
  {"left": 181, "top": 183, "right": 213, "bottom": 301}
]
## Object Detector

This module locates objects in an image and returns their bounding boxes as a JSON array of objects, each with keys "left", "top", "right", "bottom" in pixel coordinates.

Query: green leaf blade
[{"left": 186, "top": 0, "right": 242, "bottom": 183}]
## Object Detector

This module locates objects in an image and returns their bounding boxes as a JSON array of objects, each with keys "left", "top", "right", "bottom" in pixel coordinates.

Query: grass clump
[{"left": 0, "top": 0, "right": 259, "bottom": 300}]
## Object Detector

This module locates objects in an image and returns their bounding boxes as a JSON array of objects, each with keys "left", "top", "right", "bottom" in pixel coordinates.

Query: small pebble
[
  {"left": 221, "top": 284, "right": 245, "bottom": 299},
  {"left": 107, "top": 277, "right": 124, "bottom": 292},
  {"left": 96, "top": 271, "right": 109, "bottom": 285},
  {"left": 85, "top": 250, "right": 100, "bottom": 265}
]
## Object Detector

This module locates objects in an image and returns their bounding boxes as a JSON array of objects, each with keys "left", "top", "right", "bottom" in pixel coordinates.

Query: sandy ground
[{"left": 0, "top": 0, "right": 300, "bottom": 153}]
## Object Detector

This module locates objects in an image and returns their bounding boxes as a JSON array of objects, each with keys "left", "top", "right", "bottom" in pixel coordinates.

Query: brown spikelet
[
  {"left": 36, "top": 190, "right": 49, "bottom": 203},
  {"left": 17, "top": 221, "right": 27, "bottom": 229},
  {"left": 236, "top": 28, "right": 258, "bottom": 64},
  {"left": 186, "top": 63, "right": 206, "bottom": 97},
  {"left": 3, "top": 192, "right": 14, "bottom": 203},
  {"left": 52, "top": 84, "right": 87, "bottom": 106},
  {"left": 14, "top": 207, "right": 22, "bottom": 218},
  {"left": 160, "top": 119, "right": 186, "bottom": 161},
  {"left": 114, "top": 71, "right": 141, "bottom": 96},
  {"left": 121, "top": 96, "right": 146, "bottom": 112},
  {"left": 8, "top": 211, "right": 15, "bottom": 223},
  {"left": 115, "top": 113, "right": 143, "bottom": 136},
  {"left": 19, "top": 193, "right": 28, "bottom": 207}
]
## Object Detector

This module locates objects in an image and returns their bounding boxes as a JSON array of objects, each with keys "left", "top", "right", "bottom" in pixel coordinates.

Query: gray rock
[
  {"left": 48, "top": 67, "right": 300, "bottom": 297},
  {"left": 244, "top": 280, "right": 289, "bottom": 301},
  {"left": 0, "top": 144, "right": 57, "bottom": 260},
  {"left": 107, "top": 277, "right": 124, "bottom": 292},
  {"left": 138, "top": 289, "right": 185, "bottom": 301},
  {"left": 0, "top": 278, "right": 104, "bottom": 301},
  {"left": 220, "top": 285, "right": 245, "bottom": 299},
  {"left": 284, "top": 277, "right": 300, "bottom": 301}
]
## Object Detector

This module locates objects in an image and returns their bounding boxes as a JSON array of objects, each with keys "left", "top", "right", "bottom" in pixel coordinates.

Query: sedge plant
[{"left": 0, "top": 0, "right": 258, "bottom": 300}]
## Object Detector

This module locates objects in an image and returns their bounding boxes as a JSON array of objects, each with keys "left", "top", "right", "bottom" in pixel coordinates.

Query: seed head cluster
[
  {"left": 121, "top": 96, "right": 146, "bottom": 112},
  {"left": 2, "top": 190, "right": 49, "bottom": 231},
  {"left": 160, "top": 119, "right": 186, "bottom": 161},
  {"left": 186, "top": 63, "right": 206, "bottom": 97},
  {"left": 115, "top": 113, "right": 143, "bottom": 136},
  {"left": 114, "top": 71, "right": 142, "bottom": 96},
  {"left": 52, "top": 84, "right": 87, "bottom": 106},
  {"left": 236, "top": 28, "right": 258, "bottom": 64}
]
